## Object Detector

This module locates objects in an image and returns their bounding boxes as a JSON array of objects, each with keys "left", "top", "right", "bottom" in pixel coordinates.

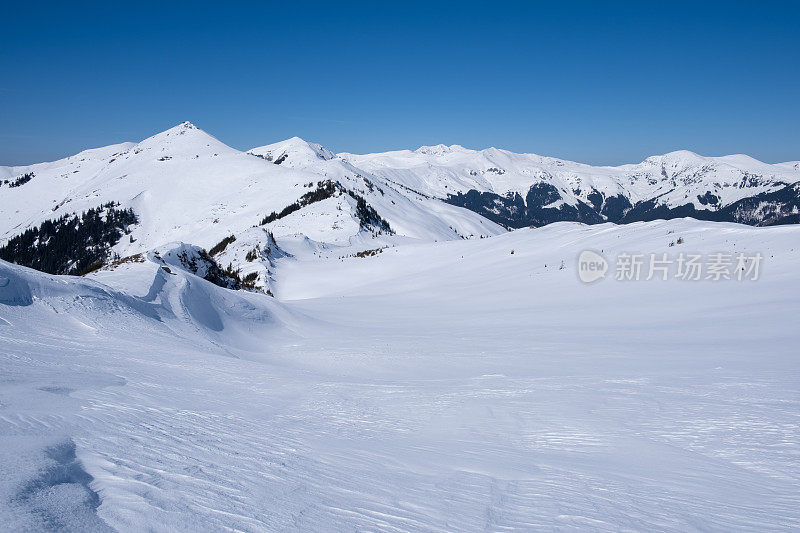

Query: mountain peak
[
  {"left": 644, "top": 149, "right": 703, "bottom": 162},
  {"left": 415, "top": 144, "right": 470, "bottom": 156},
  {"left": 134, "top": 121, "right": 232, "bottom": 155},
  {"left": 636, "top": 150, "right": 707, "bottom": 169},
  {"left": 248, "top": 137, "right": 336, "bottom": 166},
  {"left": 148, "top": 121, "right": 200, "bottom": 136}
]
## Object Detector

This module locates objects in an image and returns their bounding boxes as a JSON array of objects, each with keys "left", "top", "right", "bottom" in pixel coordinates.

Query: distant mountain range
[
  {"left": 343, "top": 145, "right": 800, "bottom": 228},
  {"left": 1, "top": 122, "right": 797, "bottom": 291}
]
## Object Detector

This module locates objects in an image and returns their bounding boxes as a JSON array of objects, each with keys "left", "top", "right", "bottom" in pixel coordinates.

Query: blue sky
[{"left": 1, "top": 1, "right": 798, "bottom": 165}]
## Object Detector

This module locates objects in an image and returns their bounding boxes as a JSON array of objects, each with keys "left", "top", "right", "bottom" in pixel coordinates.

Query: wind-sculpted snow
[
  {"left": 9, "top": 439, "right": 111, "bottom": 532},
  {"left": 0, "top": 272, "right": 32, "bottom": 306},
  {"left": 1, "top": 219, "right": 799, "bottom": 531}
]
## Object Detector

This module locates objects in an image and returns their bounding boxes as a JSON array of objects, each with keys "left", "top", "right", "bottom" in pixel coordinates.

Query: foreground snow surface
[{"left": 1, "top": 220, "right": 799, "bottom": 531}]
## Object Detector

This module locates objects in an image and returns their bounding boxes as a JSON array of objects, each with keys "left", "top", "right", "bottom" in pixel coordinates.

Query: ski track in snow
[{"left": 1, "top": 220, "right": 799, "bottom": 531}]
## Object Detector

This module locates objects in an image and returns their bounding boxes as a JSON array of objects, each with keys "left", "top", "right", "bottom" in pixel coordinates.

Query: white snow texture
[{"left": 1, "top": 123, "right": 799, "bottom": 531}]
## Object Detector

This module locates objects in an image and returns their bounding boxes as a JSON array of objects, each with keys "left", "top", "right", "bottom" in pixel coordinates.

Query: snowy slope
[
  {"left": 343, "top": 145, "right": 800, "bottom": 227},
  {"left": 0, "top": 250, "right": 300, "bottom": 530},
  {"left": 1, "top": 219, "right": 799, "bottom": 530}
]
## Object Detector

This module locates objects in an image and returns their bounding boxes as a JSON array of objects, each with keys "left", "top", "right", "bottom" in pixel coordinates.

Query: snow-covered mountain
[
  {"left": 0, "top": 123, "right": 502, "bottom": 293},
  {"left": 343, "top": 145, "right": 800, "bottom": 227},
  {"left": 3, "top": 122, "right": 798, "bottom": 295}
]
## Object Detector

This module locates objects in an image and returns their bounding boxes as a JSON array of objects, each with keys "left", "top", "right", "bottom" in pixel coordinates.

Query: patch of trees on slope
[
  {"left": 0, "top": 202, "right": 137, "bottom": 275},
  {"left": 260, "top": 180, "right": 392, "bottom": 233}
]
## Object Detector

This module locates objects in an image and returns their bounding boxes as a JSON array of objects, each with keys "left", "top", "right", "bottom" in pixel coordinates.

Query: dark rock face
[
  {"left": 524, "top": 184, "right": 603, "bottom": 226},
  {"left": 697, "top": 191, "right": 720, "bottom": 207},
  {"left": 446, "top": 182, "right": 800, "bottom": 228},
  {"left": 600, "top": 194, "right": 634, "bottom": 222},
  {"left": 445, "top": 184, "right": 603, "bottom": 228},
  {"left": 619, "top": 199, "right": 714, "bottom": 224},
  {"left": 723, "top": 183, "right": 800, "bottom": 226},
  {"left": 443, "top": 189, "right": 526, "bottom": 227}
]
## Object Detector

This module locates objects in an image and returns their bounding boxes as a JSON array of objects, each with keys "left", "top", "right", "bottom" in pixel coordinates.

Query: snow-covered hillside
[
  {"left": 1, "top": 219, "right": 799, "bottom": 530},
  {"left": 344, "top": 145, "right": 800, "bottom": 227},
  {"left": 0, "top": 123, "right": 503, "bottom": 292}
]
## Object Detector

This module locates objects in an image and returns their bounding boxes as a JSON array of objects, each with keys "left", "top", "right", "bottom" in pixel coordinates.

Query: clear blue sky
[{"left": 1, "top": 1, "right": 798, "bottom": 166}]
